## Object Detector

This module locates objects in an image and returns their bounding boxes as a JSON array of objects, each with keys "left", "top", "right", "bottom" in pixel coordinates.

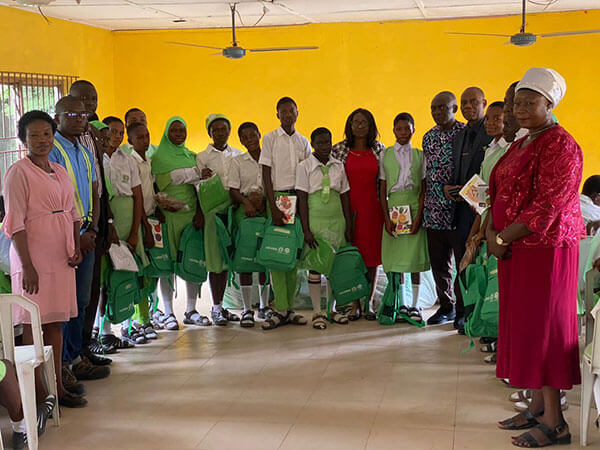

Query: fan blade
[
  {"left": 446, "top": 32, "right": 511, "bottom": 37},
  {"left": 248, "top": 46, "right": 319, "bottom": 52},
  {"left": 538, "top": 29, "right": 600, "bottom": 38},
  {"left": 165, "top": 41, "right": 224, "bottom": 51}
]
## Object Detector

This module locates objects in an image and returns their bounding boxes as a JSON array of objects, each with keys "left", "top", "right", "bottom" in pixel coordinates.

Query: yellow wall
[
  {"left": 0, "top": 6, "right": 115, "bottom": 114},
  {"left": 1, "top": 6, "right": 599, "bottom": 180},
  {"left": 112, "top": 10, "right": 600, "bottom": 181}
]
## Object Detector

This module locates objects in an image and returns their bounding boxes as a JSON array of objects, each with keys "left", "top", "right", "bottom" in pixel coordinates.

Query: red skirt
[{"left": 496, "top": 246, "right": 581, "bottom": 389}]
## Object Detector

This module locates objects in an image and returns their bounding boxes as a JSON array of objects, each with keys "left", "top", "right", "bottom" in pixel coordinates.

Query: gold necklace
[{"left": 526, "top": 123, "right": 556, "bottom": 142}]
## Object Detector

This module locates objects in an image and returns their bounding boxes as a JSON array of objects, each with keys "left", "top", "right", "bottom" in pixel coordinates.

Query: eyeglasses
[{"left": 60, "top": 112, "right": 89, "bottom": 119}]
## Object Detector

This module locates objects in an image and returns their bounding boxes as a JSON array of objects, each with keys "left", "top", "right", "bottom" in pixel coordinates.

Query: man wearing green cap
[{"left": 196, "top": 114, "right": 242, "bottom": 326}]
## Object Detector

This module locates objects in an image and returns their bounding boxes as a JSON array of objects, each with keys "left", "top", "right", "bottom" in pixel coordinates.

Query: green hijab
[{"left": 151, "top": 116, "right": 196, "bottom": 174}]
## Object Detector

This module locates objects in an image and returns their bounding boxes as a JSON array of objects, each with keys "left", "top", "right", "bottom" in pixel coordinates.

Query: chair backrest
[
  {"left": 584, "top": 269, "right": 600, "bottom": 372},
  {"left": 0, "top": 294, "right": 44, "bottom": 364}
]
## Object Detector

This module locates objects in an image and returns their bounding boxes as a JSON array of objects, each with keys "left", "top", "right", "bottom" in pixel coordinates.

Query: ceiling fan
[
  {"left": 166, "top": 3, "right": 318, "bottom": 59},
  {"left": 447, "top": 0, "right": 600, "bottom": 46}
]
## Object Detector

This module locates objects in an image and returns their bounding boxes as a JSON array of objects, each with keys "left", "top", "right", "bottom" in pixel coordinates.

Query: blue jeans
[{"left": 62, "top": 250, "right": 95, "bottom": 364}]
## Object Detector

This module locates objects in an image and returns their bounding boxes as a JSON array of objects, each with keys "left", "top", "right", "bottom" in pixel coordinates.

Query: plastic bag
[
  {"left": 298, "top": 236, "right": 336, "bottom": 277},
  {"left": 0, "top": 231, "right": 11, "bottom": 274}
]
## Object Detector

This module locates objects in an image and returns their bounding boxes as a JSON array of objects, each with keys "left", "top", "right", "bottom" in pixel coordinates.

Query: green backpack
[
  {"left": 378, "top": 272, "right": 402, "bottom": 325},
  {"left": 461, "top": 243, "right": 499, "bottom": 351},
  {"left": 299, "top": 236, "right": 336, "bottom": 277},
  {"left": 328, "top": 245, "right": 370, "bottom": 307},
  {"left": 215, "top": 208, "right": 234, "bottom": 266},
  {"left": 105, "top": 268, "right": 142, "bottom": 324},
  {"left": 231, "top": 216, "right": 267, "bottom": 274},
  {"left": 256, "top": 220, "right": 304, "bottom": 272},
  {"left": 197, "top": 175, "right": 231, "bottom": 216},
  {"left": 145, "top": 220, "right": 173, "bottom": 278},
  {"left": 175, "top": 224, "right": 208, "bottom": 284}
]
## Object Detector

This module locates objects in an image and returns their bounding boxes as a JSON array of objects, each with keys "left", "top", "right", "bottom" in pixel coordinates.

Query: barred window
[{"left": 0, "top": 71, "right": 78, "bottom": 190}]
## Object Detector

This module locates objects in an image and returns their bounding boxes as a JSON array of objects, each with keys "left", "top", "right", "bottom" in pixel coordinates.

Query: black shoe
[
  {"left": 82, "top": 346, "right": 112, "bottom": 366},
  {"left": 454, "top": 316, "right": 465, "bottom": 334},
  {"left": 59, "top": 392, "right": 88, "bottom": 408},
  {"left": 37, "top": 394, "right": 56, "bottom": 437},
  {"left": 12, "top": 431, "right": 27, "bottom": 450},
  {"left": 426, "top": 308, "right": 456, "bottom": 325}
]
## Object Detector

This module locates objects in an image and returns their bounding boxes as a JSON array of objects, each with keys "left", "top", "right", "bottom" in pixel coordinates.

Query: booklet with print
[
  {"left": 389, "top": 205, "right": 412, "bottom": 236},
  {"left": 147, "top": 218, "right": 164, "bottom": 249},
  {"left": 276, "top": 195, "right": 297, "bottom": 224},
  {"left": 108, "top": 242, "right": 139, "bottom": 272},
  {"left": 459, "top": 174, "right": 490, "bottom": 215}
]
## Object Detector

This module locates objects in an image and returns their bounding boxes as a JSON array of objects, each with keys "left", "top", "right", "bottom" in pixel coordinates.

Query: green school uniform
[{"left": 380, "top": 146, "right": 430, "bottom": 273}]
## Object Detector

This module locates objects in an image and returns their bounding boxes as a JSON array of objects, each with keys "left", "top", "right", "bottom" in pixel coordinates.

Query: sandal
[
  {"left": 240, "top": 310, "right": 255, "bottom": 328},
  {"left": 222, "top": 308, "right": 240, "bottom": 322},
  {"left": 408, "top": 307, "right": 424, "bottom": 324},
  {"left": 101, "top": 333, "right": 134, "bottom": 349},
  {"left": 141, "top": 324, "right": 158, "bottom": 339},
  {"left": 364, "top": 311, "right": 377, "bottom": 321},
  {"left": 396, "top": 305, "right": 409, "bottom": 323},
  {"left": 88, "top": 338, "right": 117, "bottom": 355},
  {"left": 329, "top": 311, "right": 348, "bottom": 324},
  {"left": 312, "top": 313, "right": 328, "bottom": 330},
  {"left": 498, "top": 410, "right": 543, "bottom": 430},
  {"left": 480, "top": 336, "right": 496, "bottom": 344},
  {"left": 258, "top": 307, "right": 274, "bottom": 320},
  {"left": 183, "top": 310, "right": 212, "bottom": 326},
  {"left": 287, "top": 311, "right": 307, "bottom": 325},
  {"left": 261, "top": 312, "right": 288, "bottom": 330},
  {"left": 484, "top": 353, "right": 497, "bottom": 364},
  {"left": 121, "top": 327, "right": 147, "bottom": 345},
  {"left": 510, "top": 389, "right": 534, "bottom": 403},
  {"left": 151, "top": 309, "right": 165, "bottom": 330},
  {"left": 514, "top": 394, "right": 568, "bottom": 413},
  {"left": 511, "top": 422, "right": 571, "bottom": 448},
  {"left": 163, "top": 313, "right": 180, "bottom": 331},
  {"left": 481, "top": 341, "right": 497, "bottom": 353}
]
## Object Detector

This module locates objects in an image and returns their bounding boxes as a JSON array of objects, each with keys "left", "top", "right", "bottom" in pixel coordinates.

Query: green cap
[
  {"left": 90, "top": 120, "right": 108, "bottom": 131},
  {"left": 205, "top": 113, "right": 231, "bottom": 134}
]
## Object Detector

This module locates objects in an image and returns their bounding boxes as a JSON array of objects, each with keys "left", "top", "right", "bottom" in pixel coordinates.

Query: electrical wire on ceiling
[{"left": 527, "top": 0, "right": 558, "bottom": 8}]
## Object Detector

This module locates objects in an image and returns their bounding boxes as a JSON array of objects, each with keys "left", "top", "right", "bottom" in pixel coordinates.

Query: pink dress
[
  {"left": 489, "top": 125, "right": 584, "bottom": 390},
  {"left": 2, "top": 158, "right": 79, "bottom": 324}
]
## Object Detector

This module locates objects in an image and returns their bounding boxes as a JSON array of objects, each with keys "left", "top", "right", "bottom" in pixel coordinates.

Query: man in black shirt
[{"left": 443, "top": 86, "right": 492, "bottom": 333}]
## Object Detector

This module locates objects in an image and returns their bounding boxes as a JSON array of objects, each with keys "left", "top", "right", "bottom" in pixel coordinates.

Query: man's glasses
[{"left": 60, "top": 112, "right": 89, "bottom": 119}]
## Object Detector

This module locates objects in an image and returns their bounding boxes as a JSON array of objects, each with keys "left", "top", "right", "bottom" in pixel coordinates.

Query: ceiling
[{"left": 1, "top": 0, "right": 598, "bottom": 30}]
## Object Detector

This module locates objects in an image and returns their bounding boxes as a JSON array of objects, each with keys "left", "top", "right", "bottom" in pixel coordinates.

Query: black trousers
[{"left": 82, "top": 235, "right": 106, "bottom": 347}]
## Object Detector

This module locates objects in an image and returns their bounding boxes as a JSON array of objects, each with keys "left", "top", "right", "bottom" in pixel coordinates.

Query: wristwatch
[{"left": 496, "top": 233, "right": 509, "bottom": 247}]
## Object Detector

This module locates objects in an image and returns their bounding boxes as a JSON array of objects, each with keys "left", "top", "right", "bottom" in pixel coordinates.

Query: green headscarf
[
  {"left": 151, "top": 116, "right": 196, "bottom": 174},
  {"left": 90, "top": 120, "right": 108, "bottom": 131}
]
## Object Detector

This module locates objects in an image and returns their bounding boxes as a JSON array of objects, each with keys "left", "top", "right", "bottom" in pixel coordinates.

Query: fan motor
[
  {"left": 510, "top": 33, "right": 537, "bottom": 46},
  {"left": 223, "top": 47, "right": 247, "bottom": 59}
]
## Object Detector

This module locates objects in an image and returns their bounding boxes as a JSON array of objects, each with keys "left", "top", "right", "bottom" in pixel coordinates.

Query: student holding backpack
[
  {"left": 151, "top": 117, "right": 210, "bottom": 330},
  {"left": 227, "top": 122, "right": 271, "bottom": 327},
  {"left": 196, "top": 114, "right": 242, "bottom": 326},
  {"left": 259, "top": 97, "right": 312, "bottom": 330},
  {"left": 379, "top": 113, "right": 430, "bottom": 325},
  {"left": 296, "top": 127, "right": 353, "bottom": 329}
]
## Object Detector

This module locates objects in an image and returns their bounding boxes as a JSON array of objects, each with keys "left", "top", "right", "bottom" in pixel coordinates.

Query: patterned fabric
[
  {"left": 331, "top": 139, "right": 385, "bottom": 164},
  {"left": 421, "top": 121, "right": 466, "bottom": 230},
  {"left": 490, "top": 125, "right": 585, "bottom": 248}
]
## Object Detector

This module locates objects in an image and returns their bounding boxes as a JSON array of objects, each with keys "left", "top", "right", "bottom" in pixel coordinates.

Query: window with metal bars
[{"left": 0, "top": 71, "right": 78, "bottom": 190}]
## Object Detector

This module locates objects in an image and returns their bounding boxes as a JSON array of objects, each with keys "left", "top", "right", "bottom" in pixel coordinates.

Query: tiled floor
[{"left": 1, "top": 282, "right": 596, "bottom": 449}]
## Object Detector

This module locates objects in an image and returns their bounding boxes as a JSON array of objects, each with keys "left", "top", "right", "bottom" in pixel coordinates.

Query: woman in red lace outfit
[{"left": 487, "top": 68, "right": 584, "bottom": 447}]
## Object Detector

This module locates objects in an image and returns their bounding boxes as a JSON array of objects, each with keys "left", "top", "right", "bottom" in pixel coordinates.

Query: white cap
[{"left": 516, "top": 67, "right": 566, "bottom": 107}]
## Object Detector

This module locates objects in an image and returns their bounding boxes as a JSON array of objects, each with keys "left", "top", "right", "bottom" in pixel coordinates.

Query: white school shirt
[
  {"left": 129, "top": 150, "right": 156, "bottom": 216},
  {"left": 120, "top": 142, "right": 159, "bottom": 160},
  {"left": 227, "top": 152, "right": 263, "bottom": 196},
  {"left": 196, "top": 144, "right": 242, "bottom": 188},
  {"left": 103, "top": 148, "right": 141, "bottom": 197},
  {"left": 259, "top": 127, "right": 311, "bottom": 191},
  {"left": 295, "top": 154, "right": 350, "bottom": 195},
  {"left": 378, "top": 143, "right": 425, "bottom": 193}
]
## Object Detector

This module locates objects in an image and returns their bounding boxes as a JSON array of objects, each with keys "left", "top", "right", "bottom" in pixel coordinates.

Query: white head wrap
[{"left": 516, "top": 67, "right": 566, "bottom": 107}]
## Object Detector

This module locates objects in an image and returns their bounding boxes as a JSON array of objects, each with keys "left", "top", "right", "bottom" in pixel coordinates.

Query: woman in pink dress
[
  {"left": 3, "top": 110, "right": 83, "bottom": 406},
  {"left": 486, "top": 68, "right": 583, "bottom": 447},
  {"left": 332, "top": 108, "right": 385, "bottom": 320}
]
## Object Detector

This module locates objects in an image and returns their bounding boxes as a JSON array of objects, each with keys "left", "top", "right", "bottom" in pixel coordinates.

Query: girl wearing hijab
[
  {"left": 151, "top": 117, "right": 210, "bottom": 330},
  {"left": 487, "top": 68, "right": 584, "bottom": 447}
]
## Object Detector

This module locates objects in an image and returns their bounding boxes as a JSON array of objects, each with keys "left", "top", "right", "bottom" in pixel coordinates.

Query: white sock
[
  {"left": 326, "top": 281, "right": 336, "bottom": 312},
  {"left": 185, "top": 281, "right": 199, "bottom": 313},
  {"left": 259, "top": 284, "right": 269, "bottom": 309},
  {"left": 11, "top": 419, "right": 26, "bottom": 433},
  {"left": 122, "top": 318, "right": 130, "bottom": 330},
  {"left": 94, "top": 304, "right": 102, "bottom": 328},
  {"left": 308, "top": 275, "right": 322, "bottom": 313},
  {"left": 412, "top": 284, "right": 420, "bottom": 308},
  {"left": 102, "top": 317, "right": 112, "bottom": 335},
  {"left": 212, "top": 304, "right": 222, "bottom": 313},
  {"left": 241, "top": 285, "right": 253, "bottom": 312},
  {"left": 160, "top": 275, "right": 175, "bottom": 316}
]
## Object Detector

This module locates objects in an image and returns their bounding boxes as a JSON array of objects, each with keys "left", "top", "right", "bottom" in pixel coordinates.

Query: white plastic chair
[
  {"left": 581, "top": 269, "right": 600, "bottom": 446},
  {"left": 0, "top": 294, "right": 60, "bottom": 450}
]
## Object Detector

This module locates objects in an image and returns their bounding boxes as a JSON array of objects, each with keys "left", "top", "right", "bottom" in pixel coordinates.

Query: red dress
[
  {"left": 490, "top": 125, "right": 584, "bottom": 390},
  {"left": 345, "top": 149, "right": 383, "bottom": 267}
]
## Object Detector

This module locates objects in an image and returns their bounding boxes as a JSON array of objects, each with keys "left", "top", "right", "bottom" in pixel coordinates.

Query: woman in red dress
[
  {"left": 332, "top": 108, "right": 385, "bottom": 320},
  {"left": 486, "top": 68, "right": 584, "bottom": 447}
]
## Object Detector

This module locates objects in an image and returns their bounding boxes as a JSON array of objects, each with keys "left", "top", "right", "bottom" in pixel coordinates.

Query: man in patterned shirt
[{"left": 422, "top": 91, "right": 466, "bottom": 326}]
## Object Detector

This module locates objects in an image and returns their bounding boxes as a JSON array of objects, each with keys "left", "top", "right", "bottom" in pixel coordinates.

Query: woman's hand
[
  {"left": 486, "top": 229, "right": 510, "bottom": 260},
  {"left": 243, "top": 200, "right": 257, "bottom": 218},
  {"left": 108, "top": 224, "right": 120, "bottom": 245},
  {"left": 80, "top": 230, "right": 96, "bottom": 254},
  {"left": 271, "top": 207, "right": 286, "bottom": 226},
  {"left": 127, "top": 231, "right": 138, "bottom": 250},
  {"left": 68, "top": 250, "right": 82, "bottom": 268},
  {"left": 193, "top": 211, "right": 205, "bottom": 230},
  {"left": 22, "top": 263, "right": 39, "bottom": 295},
  {"left": 384, "top": 217, "right": 395, "bottom": 237},
  {"left": 409, "top": 218, "right": 422, "bottom": 235},
  {"left": 201, "top": 168, "right": 213, "bottom": 180},
  {"left": 304, "top": 231, "right": 318, "bottom": 249}
]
